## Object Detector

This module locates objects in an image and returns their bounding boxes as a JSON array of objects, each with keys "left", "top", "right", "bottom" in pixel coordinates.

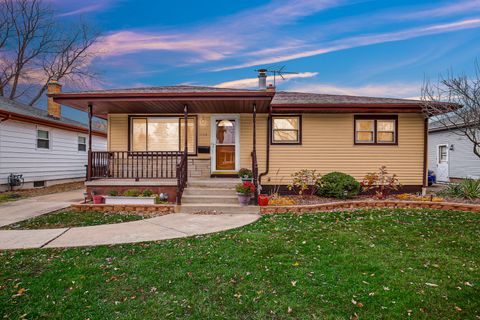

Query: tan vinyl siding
[
  {"left": 239, "top": 114, "right": 267, "bottom": 174},
  {"left": 108, "top": 114, "right": 128, "bottom": 151},
  {"left": 197, "top": 114, "right": 211, "bottom": 159},
  {"left": 107, "top": 112, "right": 425, "bottom": 185},
  {"left": 262, "top": 113, "right": 424, "bottom": 186}
]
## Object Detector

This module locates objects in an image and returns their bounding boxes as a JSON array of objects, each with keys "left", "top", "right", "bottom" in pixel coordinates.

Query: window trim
[
  {"left": 36, "top": 128, "right": 50, "bottom": 150},
  {"left": 270, "top": 115, "right": 302, "bottom": 145},
  {"left": 78, "top": 135, "right": 87, "bottom": 152},
  {"left": 354, "top": 115, "right": 398, "bottom": 146},
  {"left": 128, "top": 115, "right": 198, "bottom": 155}
]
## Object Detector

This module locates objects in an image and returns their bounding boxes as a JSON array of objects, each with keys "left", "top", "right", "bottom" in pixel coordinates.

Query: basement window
[
  {"left": 37, "top": 129, "right": 50, "bottom": 149},
  {"left": 78, "top": 136, "right": 87, "bottom": 151},
  {"left": 33, "top": 181, "right": 45, "bottom": 188}
]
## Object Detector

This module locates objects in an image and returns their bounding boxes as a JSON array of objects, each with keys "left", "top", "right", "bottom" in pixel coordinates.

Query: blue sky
[{"left": 51, "top": 0, "right": 480, "bottom": 121}]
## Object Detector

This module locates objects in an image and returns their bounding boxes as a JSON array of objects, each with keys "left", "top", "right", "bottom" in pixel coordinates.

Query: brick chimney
[
  {"left": 266, "top": 83, "right": 276, "bottom": 92},
  {"left": 47, "top": 79, "right": 62, "bottom": 119}
]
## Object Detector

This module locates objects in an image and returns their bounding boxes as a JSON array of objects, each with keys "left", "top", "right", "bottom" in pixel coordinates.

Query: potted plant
[
  {"left": 238, "top": 168, "right": 253, "bottom": 182},
  {"left": 236, "top": 182, "right": 255, "bottom": 206},
  {"left": 91, "top": 190, "right": 104, "bottom": 204}
]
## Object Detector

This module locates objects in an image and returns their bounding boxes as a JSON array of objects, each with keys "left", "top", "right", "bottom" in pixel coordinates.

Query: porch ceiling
[{"left": 51, "top": 93, "right": 273, "bottom": 119}]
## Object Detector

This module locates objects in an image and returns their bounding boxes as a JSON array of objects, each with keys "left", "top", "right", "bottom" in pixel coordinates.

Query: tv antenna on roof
[{"left": 255, "top": 66, "right": 299, "bottom": 87}]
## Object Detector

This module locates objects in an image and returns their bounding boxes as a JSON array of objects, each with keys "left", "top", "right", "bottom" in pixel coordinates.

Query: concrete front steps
[{"left": 178, "top": 178, "right": 259, "bottom": 214}]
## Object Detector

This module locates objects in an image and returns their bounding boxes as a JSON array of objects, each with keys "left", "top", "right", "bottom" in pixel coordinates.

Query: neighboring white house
[
  {"left": 0, "top": 82, "right": 107, "bottom": 191},
  {"left": 428, "top": 120, "right": 480, "bottom": 182}
]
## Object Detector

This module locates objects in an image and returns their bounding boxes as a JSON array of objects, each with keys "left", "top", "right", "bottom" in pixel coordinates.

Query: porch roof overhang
[{"left": 50, "top": 91, "right": 275, "bottom": 119}]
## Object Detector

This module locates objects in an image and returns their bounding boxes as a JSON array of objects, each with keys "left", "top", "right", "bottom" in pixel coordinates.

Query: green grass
[
  {"left": 1, "top": 211, "right": 144, "bottom": 230},
  {"left": 0, "top": 193, "right": 24, "bottom": 204},
  {"left": 0, "top": 209, "right": 479, "bottom": 319}
]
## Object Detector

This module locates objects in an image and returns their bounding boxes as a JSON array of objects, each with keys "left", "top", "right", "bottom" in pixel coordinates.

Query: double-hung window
[
  {"left": 271, "top": 116, "right": 301, "bottom": 144},
  {"left": 78, "top": 136, "right": 87, "bottom": 151},
  {"left": 37, "top": 129, "right": 50, "bottom": 149},
  {"left": 354, "top": 115, "right": 397, "bottom": 145}
]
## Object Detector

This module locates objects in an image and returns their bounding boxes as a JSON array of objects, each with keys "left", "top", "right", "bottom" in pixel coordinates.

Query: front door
[
  {"left": 437, "top": 144, "right": 449, "bottom": 182},
  {"left": 211, "top": 115, "right": 239, "bottom": 172}
]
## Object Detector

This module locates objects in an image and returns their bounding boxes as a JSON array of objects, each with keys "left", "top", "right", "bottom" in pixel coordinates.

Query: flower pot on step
[{"left": 237, "top": 193, "right": 252, "bottom": 206}]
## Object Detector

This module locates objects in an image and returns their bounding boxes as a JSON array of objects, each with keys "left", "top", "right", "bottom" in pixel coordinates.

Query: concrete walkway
[
  {"left": 0, "top": 189, "right": 83, "bottom": 227},
  {"left": 0, "top": 213, "right": 260, "bottom": 250}
]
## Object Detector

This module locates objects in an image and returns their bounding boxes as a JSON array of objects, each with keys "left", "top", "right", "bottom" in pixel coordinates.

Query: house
[
  {"left": 49, "top": 72, "right": 451, "bottom": 208},
  {"left": 428, "top": 119, "right": 480, "bottom": 182},
  {"left": 0, "top": 81, "right": 107, "bottom": 191}
]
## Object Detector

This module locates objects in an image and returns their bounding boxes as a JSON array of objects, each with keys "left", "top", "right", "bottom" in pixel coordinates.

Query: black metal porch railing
[
  {"left": 88, "top": 151, "right": 188, "bottom": 204},
  {"left": 89, "top": 151, "right": 184, "bottom": 179}
]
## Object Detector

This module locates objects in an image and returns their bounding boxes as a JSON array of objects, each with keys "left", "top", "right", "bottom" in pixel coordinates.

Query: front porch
[{"left": 51, "top": 87, "right": 274, "bottom": 205}]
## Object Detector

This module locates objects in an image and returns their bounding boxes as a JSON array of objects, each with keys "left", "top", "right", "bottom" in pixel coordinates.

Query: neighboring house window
[
  {"left": 354, "top": 115, "right": 398, "bottom": 145},
  {"left": 78, "top": 136, "right": 87, "bottom": 151},
  {"left": 130, "top": 116, "right": 197, "bottom": 154},
  {"left": 439, "top": 145, "right": 448, "bottom": 162},
  {"left": 271, "top": 116, "right": 301, "bottom": 144},
  {"left": 37, "top": 129, "right": 50, "bottom": 149}
]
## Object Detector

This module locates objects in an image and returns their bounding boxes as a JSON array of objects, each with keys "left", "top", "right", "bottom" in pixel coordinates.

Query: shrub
[
  {"left": 123, "top": 189, "right": 141, "bottom": 197},
  {"left": 288, "top": 169, "right": 321, "bottom": 195},
  {"left": 108, "top": 190, "right": 119, "bottom": 196},
  {"left": 438, "top": 179, "right": 480, "bottom": 200},
  {"left": 317, "top": 172, "right": 360, "bottom": 199},
  {"left": 360, "top": 166, "right": 401, "bottom": 199},
  {"left": 236, "top": 182, "right": 255, "bottom": 195},
  {"left": 238, "top": 168, "right": 253, "bottom": 179},
  {"left": 142, "top": 189, "right": 154, "bottom": 197}
]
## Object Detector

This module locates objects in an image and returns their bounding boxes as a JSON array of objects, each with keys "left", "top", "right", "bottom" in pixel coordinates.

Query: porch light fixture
[{"left": 218, "top": 119, "right": 234, "bottom": 127}]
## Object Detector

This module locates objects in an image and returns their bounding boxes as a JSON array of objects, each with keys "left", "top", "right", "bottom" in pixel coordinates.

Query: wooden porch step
[
  {"left": 178, "top": 204, "right": 260, "bottom": 214},
  {"left": 182, "top": 195, "right": 238, "bottom": 204}
]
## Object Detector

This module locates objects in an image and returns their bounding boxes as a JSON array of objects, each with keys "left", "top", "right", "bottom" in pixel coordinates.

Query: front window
[
  {"left": 37, "top": 129, "right": 50, "bottom": 149},
  {"left": 78, "top": 136, "right": 87, "bottom": 151},
  {"left": 354, "top": 116, "right": 397, "bottom": 145},
  {"left": 271, "top": 116, "right": 301, "bottom": 144},
  {"left": 131, "top": 117, "right": 196, "bottom": 154}
]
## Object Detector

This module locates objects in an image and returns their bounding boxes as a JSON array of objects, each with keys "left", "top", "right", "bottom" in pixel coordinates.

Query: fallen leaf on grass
[{"left": 12, "top": 288, "right": 27, "bottom": 298}]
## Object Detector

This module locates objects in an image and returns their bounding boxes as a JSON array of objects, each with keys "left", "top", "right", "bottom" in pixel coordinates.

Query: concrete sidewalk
[
  {"left": 0, "top": 189, "right": 83, "bottom": 227},
  {"left": 0, "top": 213, "right": 260, "bottom": 250}
]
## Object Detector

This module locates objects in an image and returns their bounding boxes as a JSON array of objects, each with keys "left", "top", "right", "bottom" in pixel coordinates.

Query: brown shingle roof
[
  {"left": 64, "top": 85, "right": 264, "bottom": 94},
  {"left": 0, "top": 97, "right": 107, "bottom": 134},
  {"left": 271, "top": 91, "right": 424, "bottom": 105}
]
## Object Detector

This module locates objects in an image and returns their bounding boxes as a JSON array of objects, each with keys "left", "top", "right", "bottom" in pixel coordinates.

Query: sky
[{"left": 50, "top": 0, "right": 480, "bottom": 122}]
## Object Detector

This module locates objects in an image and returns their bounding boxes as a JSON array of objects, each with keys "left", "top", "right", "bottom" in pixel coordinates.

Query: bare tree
[
  {"left": 0, "top": 0, "right": 100, "bottom": 104},
  {"left": 422, "top": 62, "right": 480, "bottom": 158}
]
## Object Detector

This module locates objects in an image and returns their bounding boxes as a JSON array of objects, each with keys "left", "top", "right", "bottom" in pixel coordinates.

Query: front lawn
[
  {"left": 1, "top": 210, "right": 144, "bottom": 230},
  {"left": 1, "top": 209, "right": 479, "bottom": 319}
]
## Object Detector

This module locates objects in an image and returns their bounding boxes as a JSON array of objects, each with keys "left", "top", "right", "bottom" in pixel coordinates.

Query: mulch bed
[
  {"left": 0, "top": 181, "right": 84, "bottom": 199},
  {"left": 274, "top": 194, "right": 480, "bottom": 206}
]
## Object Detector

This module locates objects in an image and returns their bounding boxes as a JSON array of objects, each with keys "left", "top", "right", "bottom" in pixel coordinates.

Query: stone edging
[
  {"left": 70, "top": 203, "right": 175, "bottom": 216},
  {"left": 260, "top": 200, "right": 480, "bottom": 214}
]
